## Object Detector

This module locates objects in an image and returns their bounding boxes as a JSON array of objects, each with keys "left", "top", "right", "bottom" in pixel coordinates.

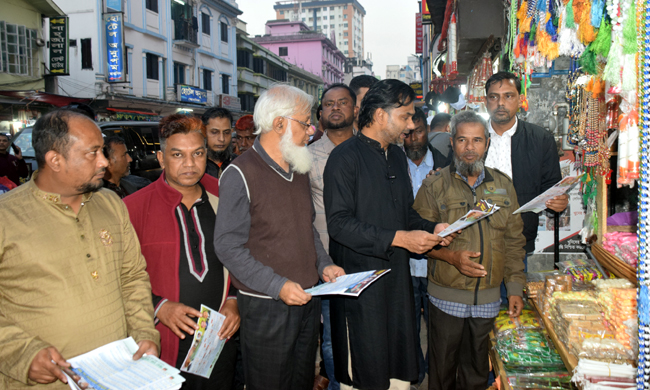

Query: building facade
[
  {"left": 272, "top": 0, "right": 365, "bottom": 60},
  {"left": 49, "top": 0, "right": 241, "bottom": 119},
  {"left": 0, "top": 0, "right": 65, "bottom": 133},
  {"left": 237, "top": 19, "right": 322, "bottom": 119},
  {"left": 253, "top": 20, "right": 344, "bottom": 88}
]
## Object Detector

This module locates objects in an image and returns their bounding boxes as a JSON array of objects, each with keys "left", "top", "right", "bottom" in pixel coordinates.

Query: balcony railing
[{"left": 173, "top": 18, "right": 198, "bottom": 48}]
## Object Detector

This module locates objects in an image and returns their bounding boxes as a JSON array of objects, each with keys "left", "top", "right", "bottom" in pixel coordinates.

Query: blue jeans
[
  {"left": 500, "top": 253, "right": 529, "bottom": 305},
  {"left": 412, "top": 276, "right": 429, "bottom": 384},
  {"left": 321, "top": 299, "right": 339, "bottom": 390}
]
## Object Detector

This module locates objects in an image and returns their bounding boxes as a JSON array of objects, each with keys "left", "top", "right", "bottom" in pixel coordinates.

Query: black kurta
[{"left": 323, "top": 132, "right": 438, "bottom": 389}]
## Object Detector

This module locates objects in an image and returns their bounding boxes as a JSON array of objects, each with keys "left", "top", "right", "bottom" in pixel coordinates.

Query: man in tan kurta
[{"left": 0, "top": 110, "right": 160, "bottom": 389}]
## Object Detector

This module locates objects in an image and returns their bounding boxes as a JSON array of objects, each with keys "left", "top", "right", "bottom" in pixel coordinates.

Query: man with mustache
[
  {"left": 323, "top": 79, "right": 449, "bottom": 390},
  {"left": 124, "top": 114, "right": 240, "bottom": 389},
  {"left": 202, "top": 107, "right": 235, "bottom": 179},
  {"left": 233, "top": 115, "right": 257, "bottom": 155},
  {"left": 0, "top": 109, "right": 160, "bottom": 389},
  {"left": 102, "top": 136, "right": 135, "bottom": 198},
  {"left": 483, "top": 72, "right": 566, "bottom": 303},
  {"left": 413, "top": 110, "right": 526, "bottom": 390},
  {"left": 403, "top": 107, "right": 449, "bottom": 386},
  {"left": 214, "top": 84, "right": 345, "bottom": 390}
]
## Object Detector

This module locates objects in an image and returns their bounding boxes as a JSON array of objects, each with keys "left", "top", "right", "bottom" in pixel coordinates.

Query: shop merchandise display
[{"left": 602, "top": 232, "right": 639, "bottom": 267}]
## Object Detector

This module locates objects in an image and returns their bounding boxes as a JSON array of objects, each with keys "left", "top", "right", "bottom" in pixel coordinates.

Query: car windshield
[{"left": 10, "top": 128, "right": 34, "bottom": 158}]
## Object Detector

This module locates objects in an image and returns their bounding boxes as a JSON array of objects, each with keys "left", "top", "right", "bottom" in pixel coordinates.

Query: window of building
[
  {"left": 220, "top": 22, "right": 228, "bottom": 42},
  {"left": 253, "top": 57, "right": 265, "bottom": 74},
  {"left": 145, "top": 0, "right": 158, "bottom": 12},
  {"left": 302, "top": 18, "right": 306, "bottom": 22},
  {"left": 344, "top": 22, "right": 348, "bottom": 27},
  {"left": 344, "top": 4, "right": 348, "bottom": 9},
  {"left": 0, "top": 23, "right": 38, "bottom": 76},
  {"left": 173, "top": 62, "right": 185, "bottom": 85},
  {"left": 344, "top": 32, "right": 348, "bottom": 37},
  {"left": 81, "top": 38, "right": 92, "bottom": 70},
  {"left": 279, "top": 47, "right": 288, "bottom": 56},
  {"left": 344, "top": 14, "right": 348, "bottom": 19},
  {"left": 201, "top": 13, "right": 210, "bottom": 35},
  {"left": 330, "top": 24, "right": 334, "bottom": 28},
  {"left": 309, "top": 17, "right": 313, "bottom": 21},
  {"left": 239, "top": 93, "right": 256, "bottom": 112},
  {"left": 343, "top": 40, "right": 348, "bottom": 45},
  {"left": 203, "top": 69, "right": 212, "bottom": 91},
  {"left": 221, "top": 74, "right": 229, "bottom": 94},
  {"left": 237, "top": 49, "right": 252, "bottom": 69},
  {"left": 146, "top": 53, "right": 159, "bottom": 80},
  {"left": 280, "top": 10, "right": 284, "bottom": 15}
]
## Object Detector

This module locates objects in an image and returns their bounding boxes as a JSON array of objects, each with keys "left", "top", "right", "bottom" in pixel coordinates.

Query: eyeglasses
[{"left": 282, "top": 116, "right": 313, "bottom": 131}]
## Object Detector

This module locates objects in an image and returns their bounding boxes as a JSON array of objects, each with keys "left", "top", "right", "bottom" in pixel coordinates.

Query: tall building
[
  {"left": 273, "top": 0, "right": 365, "bottom": 59},
  {"left": 386, "top": 56, "right": 421, "bottom": 85},
  {"left": 236, "top": 19, "right": 322, "bottom": 119},
  {"left": 252, "top": 20, "right": 345, "bottom": 88},
  {"left": 43, "top": 0, "right": 242, "bottom": 119}
]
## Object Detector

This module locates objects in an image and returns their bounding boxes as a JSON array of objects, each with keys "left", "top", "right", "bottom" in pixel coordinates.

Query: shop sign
[
  {"left": 415, "top": 13, "right": 423, "bottom": 54},
  {"left": 410, "top": 82, "right": 423, "bottom": 97},
  {"left": 218, "top": 94, "right": 241, "bottom": 111},
  {"left": 49, "top": 17, "right": 69, "bottom": 75},
  {"left": 422, "top": 1, "right": 431, "bottom": 24},
  {"left": 178, "top": 85, "right": 208, "bottom": 104},
  {"left": 104, "top": 13, "right": 126, "bottom": 83}
]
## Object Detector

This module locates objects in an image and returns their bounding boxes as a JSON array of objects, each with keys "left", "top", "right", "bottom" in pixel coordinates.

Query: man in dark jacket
[
  {"left": 0, "top": 134, "right": 28, "bottom": 186},
  {"left": 202, "top": 107, "right": 234, "bottom": 179},
  {"left": 483, "top": 72, "right": 567, "bottom": 272}
]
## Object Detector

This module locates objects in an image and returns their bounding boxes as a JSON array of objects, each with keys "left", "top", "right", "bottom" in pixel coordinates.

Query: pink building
[{"left": 252, "top": 20, "right": 345, "bottom": 87}]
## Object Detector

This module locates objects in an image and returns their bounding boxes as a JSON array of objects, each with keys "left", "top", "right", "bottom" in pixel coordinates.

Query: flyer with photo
[
  {"left": 305, "top": 269, "right": 391, "bottom": 297},
  {"left": 513, "top": 176, "right": 580, "bottom": 214},
  {"left": 438, "top": 200, "right": 500, "bottom": 238},
  {"left": 180, "top": 305, "right": 227, "bottom": 379}
]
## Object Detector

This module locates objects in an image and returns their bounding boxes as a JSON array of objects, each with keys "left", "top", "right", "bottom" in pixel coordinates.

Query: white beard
[{"left": 280, "top": 122, "right": 312, "bottom": 174}]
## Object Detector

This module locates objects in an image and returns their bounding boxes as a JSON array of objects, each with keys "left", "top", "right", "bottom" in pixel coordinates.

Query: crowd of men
[{"left": 0, "top": 71, "right": 567, "bottom": 390}]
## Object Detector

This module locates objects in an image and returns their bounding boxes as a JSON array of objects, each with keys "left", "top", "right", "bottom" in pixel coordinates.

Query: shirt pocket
[
  {"left": 484, "top": 194, "right": 512, "bottom": 230},
  {"left": 439, "top": 197, "right": 470, "bottom": 224}
]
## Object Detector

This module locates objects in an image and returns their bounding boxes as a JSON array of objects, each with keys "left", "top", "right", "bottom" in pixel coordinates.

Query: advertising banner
[
  {"left": 105, "top": 13, "right": 126, "bottom": 83},
  {"left": 178, "top": 85, "right": 208, "bottom": 104},
  {"left": 422, "top": 1, "right": 431, "bottom": 24},
  {"left": 415, "top": 13, "right": 423, "bottom": 54},
  {"left": 49, "top": 17, "right": 69, "bottom": 75}
]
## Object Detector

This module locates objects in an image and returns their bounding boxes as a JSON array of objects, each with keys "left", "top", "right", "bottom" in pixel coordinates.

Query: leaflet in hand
[
  {"left": 180, "top": 304, "right": 227, "bottom": 379},
  {"left": 305, "top": 269, "right": 391, "bottom": 297},
  {"left": 66, "top": 337, "right": 184, "bottom": 390},
  {"left": 438, "top": 200, "right": 500, "bottom": 238},
  {"left": 513, "top": 176, "right": 580, "bottom": 214}
]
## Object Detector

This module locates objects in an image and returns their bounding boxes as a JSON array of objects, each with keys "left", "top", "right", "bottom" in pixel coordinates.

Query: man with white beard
[{"left": 214, "top": 84, "right": 345, "bottom": 390}]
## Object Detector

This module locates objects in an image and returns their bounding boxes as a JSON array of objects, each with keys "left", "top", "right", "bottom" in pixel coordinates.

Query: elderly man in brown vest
[{"left": 214, "top": 84, "right": 345, "bottom": 390}]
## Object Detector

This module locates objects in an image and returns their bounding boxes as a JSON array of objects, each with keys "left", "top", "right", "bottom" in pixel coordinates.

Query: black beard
[
  {"left": 454, "top": 154, "right": 485, "bottom": 177},
  {"left": 208, "top": 146, "right": 231, "bottom": 163},
  {"left": 323, "top": 115, "right": 354, "bottom": 131},
  {"left": 406, "top": 144, "right": 428, "bottom": 162},
  {"left": 77, "top": 180, "right": 104, "bottom": 194}
]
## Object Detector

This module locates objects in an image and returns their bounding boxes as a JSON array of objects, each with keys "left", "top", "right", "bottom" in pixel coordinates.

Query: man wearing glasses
[{"left": 214, "top": 84, "right": 345, "bottom": 390}]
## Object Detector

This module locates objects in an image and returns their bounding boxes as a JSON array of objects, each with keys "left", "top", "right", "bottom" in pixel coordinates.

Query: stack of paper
[
  {"left": 305, "top": 270, "right": 391, "bottom": 297},
  {"left": 65, "top": 337, "right": 185, "bottom": 390}
]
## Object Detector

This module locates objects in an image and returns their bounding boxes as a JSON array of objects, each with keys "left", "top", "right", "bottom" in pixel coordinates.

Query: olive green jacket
[{"left": 413, "top": 164, "right": 526, "bottom": 305}]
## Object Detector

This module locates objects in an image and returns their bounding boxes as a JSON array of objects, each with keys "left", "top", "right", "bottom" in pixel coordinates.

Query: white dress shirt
[{"left": 485, "top": 118, "right": 517, "bottom": 179}]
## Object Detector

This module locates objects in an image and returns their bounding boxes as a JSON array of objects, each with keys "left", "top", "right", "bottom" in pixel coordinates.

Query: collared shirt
[
  {"left": 0, "top": 175, "right": 159, "bottom": 388},
  {"left": 214, "top": 137, "right": 333, "bottom": 300},
  {"left": 103, "top": 179, "right": 130, "bottom": 199},
  {"left": 485, "top": 118, "right": 517, "bottom": 179},
  {"left": 308, "top": 132, "right": 337, "bottom": 253},
  {"left": 456, "top": 169, "right": 486, "bottom": 191},
  {"left": 428, "top": 294, "right": 501, "bottom": 318},
  {"left": 408, "top": 149, "right": 434, "bottom": 277}
]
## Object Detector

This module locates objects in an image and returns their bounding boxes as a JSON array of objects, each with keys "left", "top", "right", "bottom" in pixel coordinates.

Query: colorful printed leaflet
[
  {"left": 438, "top": 200, "right": 499, "bottom": 238},
  {"left": 180, "top": 305, "right": 227, "bottom": 379},
  {"left": 305, "top": 269, "right": 391, "bottom": 297},
  {"left": 66, "top": 337, "right": 185, "bottom": 390}
]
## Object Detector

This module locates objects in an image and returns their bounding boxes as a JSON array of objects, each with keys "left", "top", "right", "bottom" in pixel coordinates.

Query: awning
[
  {"left": 0, "top": 91, "right": 91, "bottom": 107},
  {"left": 106, "top": 107, "right": 158, "bottom": 116}
]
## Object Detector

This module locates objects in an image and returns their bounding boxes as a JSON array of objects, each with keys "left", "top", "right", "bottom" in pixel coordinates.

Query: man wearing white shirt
[
  {"left": 403, "top": 107, "right": 449, "bottom": 385},
  {"left": 483, "top": 72, "right": 568, "bottom": 303}
]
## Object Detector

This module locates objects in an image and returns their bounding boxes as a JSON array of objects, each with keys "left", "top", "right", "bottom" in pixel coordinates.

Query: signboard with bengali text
[
  {"left": 104, "top": 13, "right": 126, "bottom": 82},
  {"left": 49, "top": 17, "right": 69, "bottom": 75},
  {"left": 218, "top": 94, "right": 241, "bottom": 111},
  {"left": 422, "top": 1, "right": 431, "bottom": 24},
  {"left": 416, "top": 13, "right": 423, "bottom": 54},
  {"left": 178, "top": 85, "right": 208, "bottom": 104}
]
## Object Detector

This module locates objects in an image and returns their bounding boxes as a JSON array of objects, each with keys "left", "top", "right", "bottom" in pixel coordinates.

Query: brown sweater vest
[{"left": 232, "top": 149, "right": 319, "bottom": 295}]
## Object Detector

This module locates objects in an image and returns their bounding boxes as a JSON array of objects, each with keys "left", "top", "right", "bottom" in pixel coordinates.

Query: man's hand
[
  {"left": 218, "top": 299, "right": 240, "bottom": 340},
  {"left": 156, "top": 301, "right": 204, "bottom": 339},
  {"left": 426, "top": 167, "right": 443, "bottom": 178},
  {"left": 133, "top": 340, "right": 159, "bottom": 360},
  {"left": 393, "top": 230, "right": 442, "bottom": 253},
  {"left": 28, "top": 347, "right": 70, "bottom": 384},
  {"left": 279, "top": 280, "right": 311, "bottom": 306},
  {"left": 546, "top": 194, "right": 569, "bottom": 213},
  {"left": 433, "top": 223, "right": 458, "bottom": 246},
  {"left": 450, "top": 250, "right": 486, "bottom": 278},
  {"left": 322, "top": 264, "right": 345, "bottom": 282},
  {"left": 507, "top": 295, "right": 524, "bottom": 317},
  {"left": 13, "top": 145, "right": 22, "bottom": 160}
]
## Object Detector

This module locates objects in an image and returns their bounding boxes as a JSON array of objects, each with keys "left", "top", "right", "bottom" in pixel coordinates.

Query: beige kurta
[{"left": 0, "top": 177, "right": 160, "bottom": 389}]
